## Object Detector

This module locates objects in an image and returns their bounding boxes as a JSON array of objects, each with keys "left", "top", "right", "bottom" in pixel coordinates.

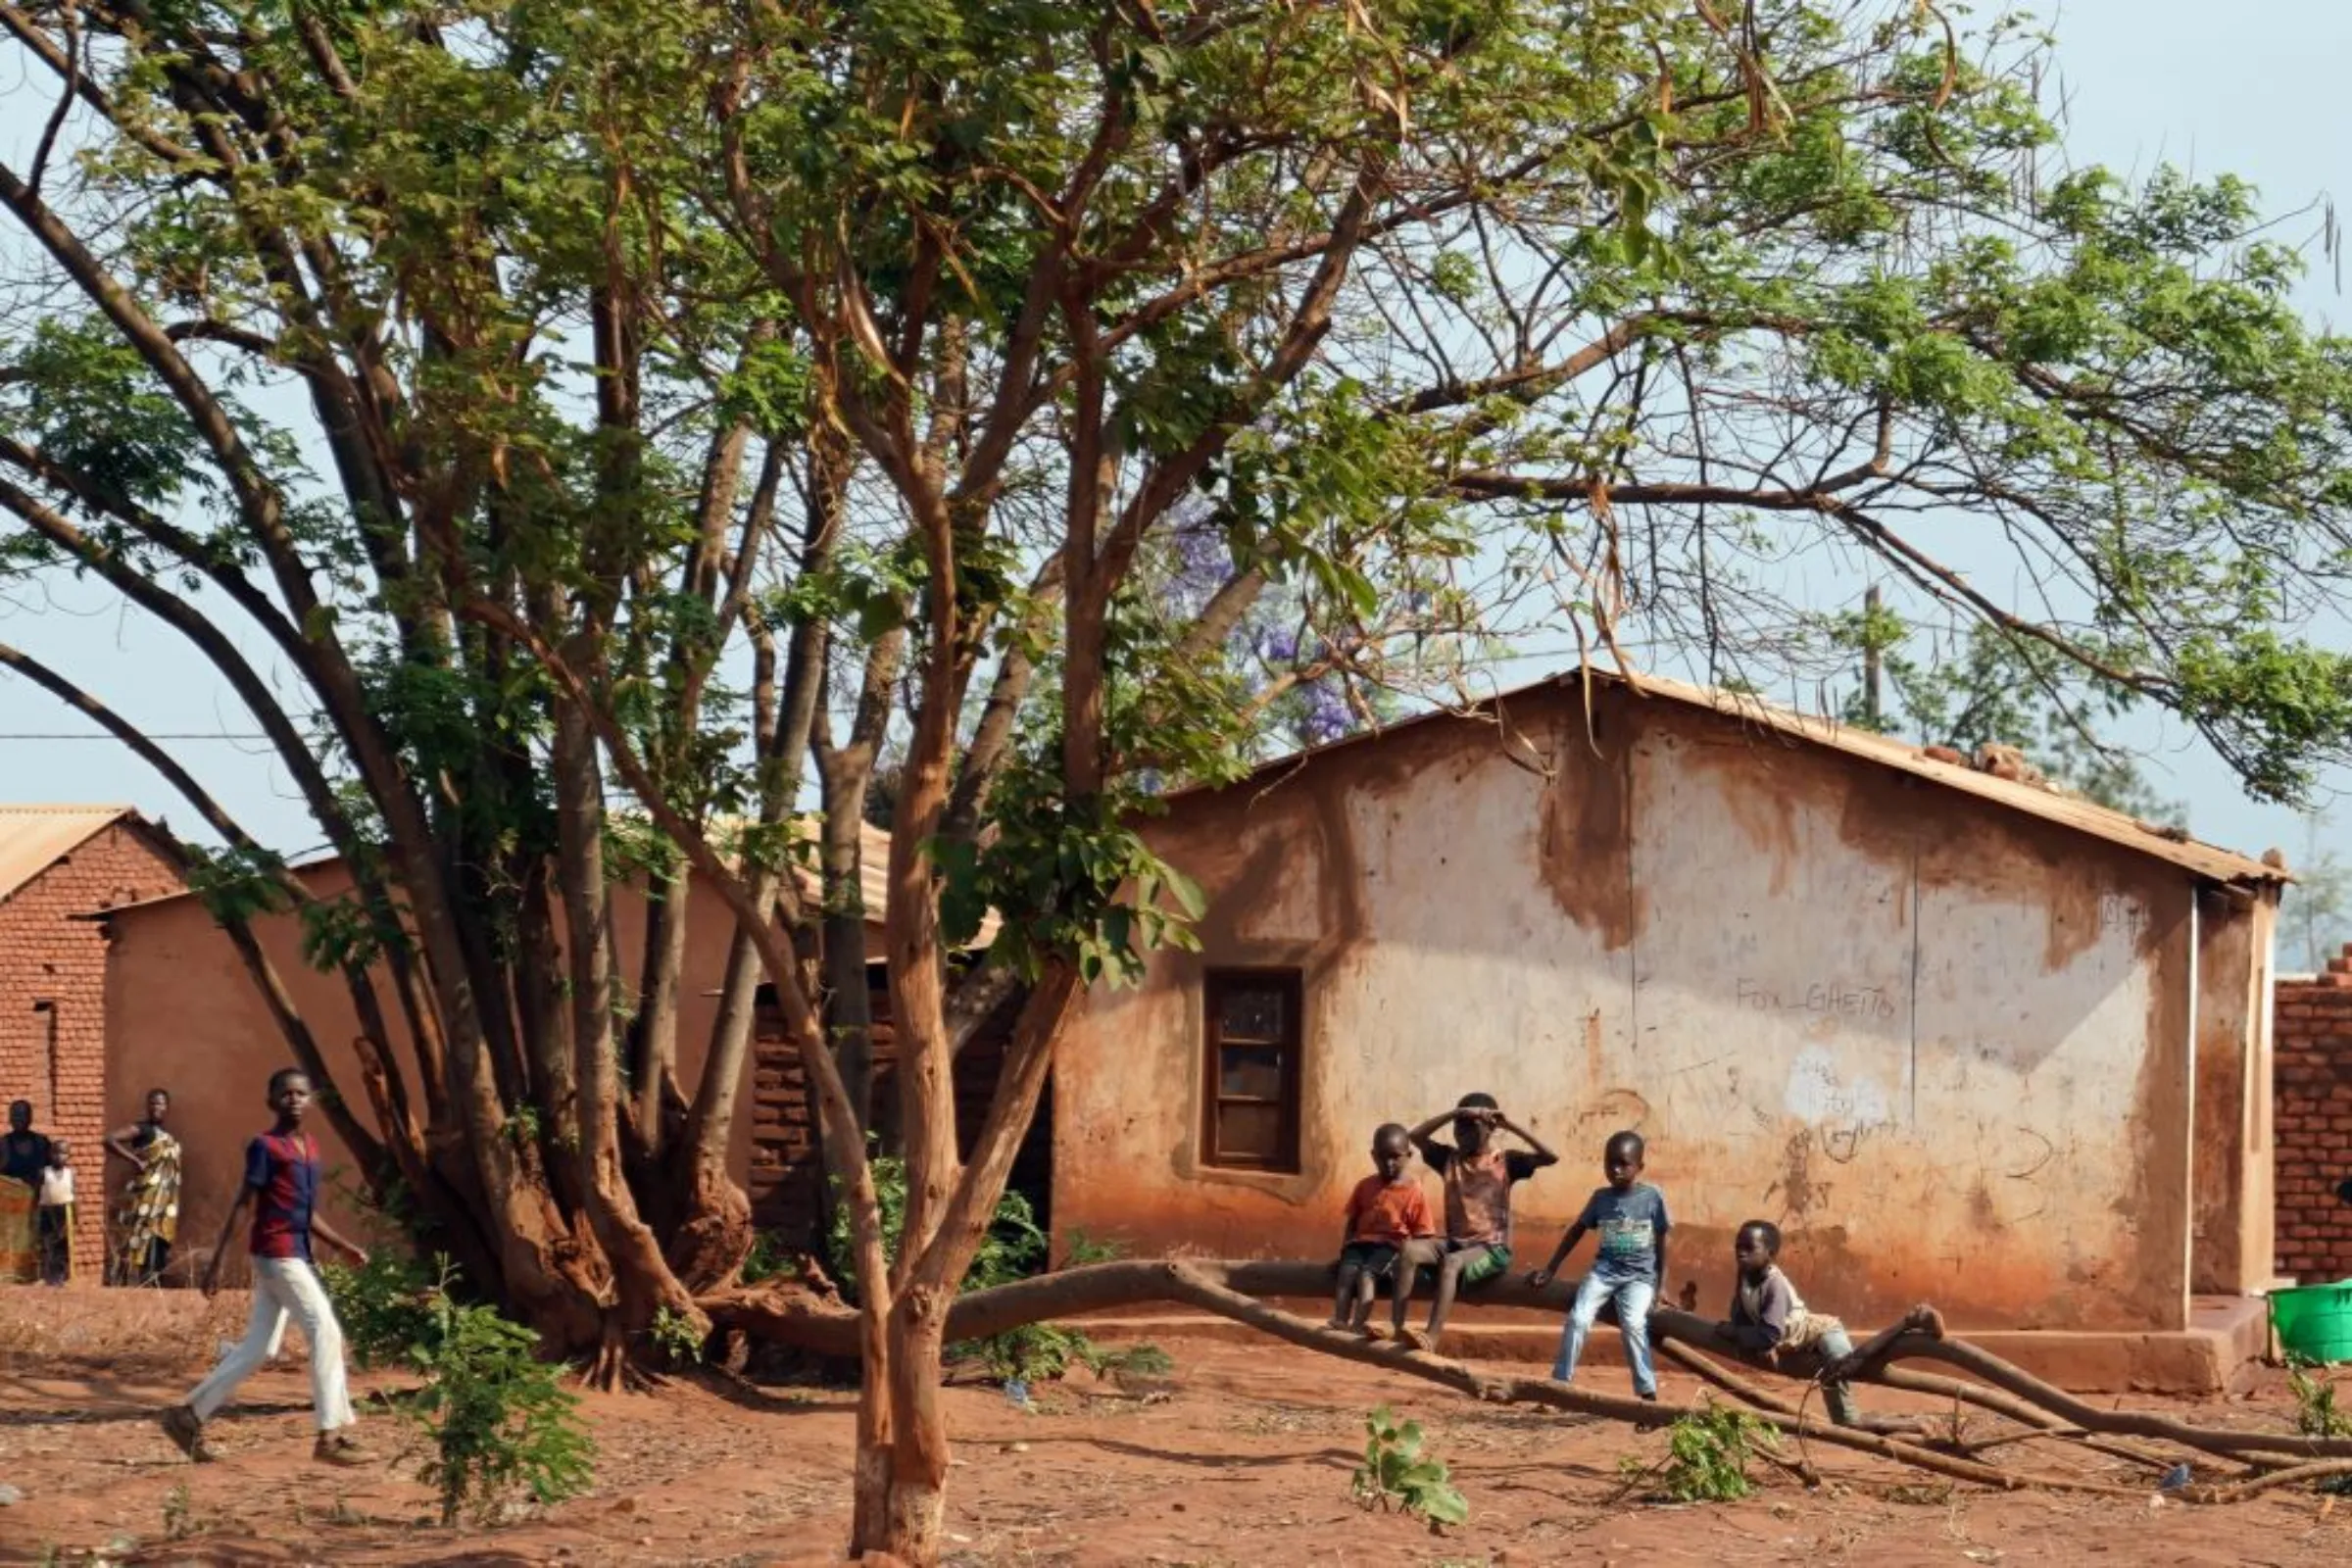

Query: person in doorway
[
  {"left": 1528, "top": 1129, "right": 1670, "bottom": 1400},
  {"left": 159, "top": 1069, "right": 372, "bottom": 1467},
  {"left": 1325, "top": 1123, "right": 1436, "bottom": 1336},
  {"left": 0, "top": 1101, "right": 53, "bottom": 1284},
  {"left": 107, "top": 1088, "right": 182, "bottom": 1286},
  {"left": 1395, "top": 1093, "right": 1558, "bottom": 1350},
  {"left": 1716, "top": 1219, "right": 1863, "bottom": 1426},
  {"left": 36, "top": 1137, "right": 76, "bottom": 1285}
]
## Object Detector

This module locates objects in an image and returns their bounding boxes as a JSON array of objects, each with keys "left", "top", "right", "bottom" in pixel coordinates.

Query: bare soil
[{"left": 0, "top": 1285, "right": 2345, "bottom": 1566}]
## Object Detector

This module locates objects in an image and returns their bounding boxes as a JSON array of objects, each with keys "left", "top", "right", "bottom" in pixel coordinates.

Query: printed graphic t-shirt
[
  {"left": 1344, "top": 1174, "right": 1436, "bottom": 1247},
  {"left": 1423, "top": 1145, "right": 1544, "bottom": 1246},
  {"left": 244, "top": 1131, "right": 320, "bottom": 1260},
  {"left": 1575, "top": 1183, "right": 1670, "bottom": 1280}
]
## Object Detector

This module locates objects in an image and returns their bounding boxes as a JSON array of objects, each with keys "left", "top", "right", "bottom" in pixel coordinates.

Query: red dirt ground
[{"left": 1, "top": 1285, "right": 2346, "bottom": 1566}]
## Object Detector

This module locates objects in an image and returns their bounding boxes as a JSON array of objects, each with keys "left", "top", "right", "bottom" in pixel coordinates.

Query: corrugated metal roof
[
  {"left": 1187, "top": 666, "right": 2287, "bottom": 890},
  {"left": 97, "top": 817, "right": 1003, "bottom": 941},
  {"left": 0, "top": 804, "right": 135, "bottom": 905}
]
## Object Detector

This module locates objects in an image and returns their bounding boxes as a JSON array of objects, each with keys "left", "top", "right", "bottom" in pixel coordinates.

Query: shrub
[
  {"left": 325, "top": 1254, "right": 595, "bottom": 1525},
  {"left": 1624, "top": 1405, "right": 1781, "bottom": 1502},
  {"left": 319, "top": 1250, "right": 437, "bottom": 1370},
  {"left": 2287, "top": 1358, "right": 2352, "bottom": 1494},
  {"left": 405, "top": 1282, "right": 596, "bottom": 1526}
]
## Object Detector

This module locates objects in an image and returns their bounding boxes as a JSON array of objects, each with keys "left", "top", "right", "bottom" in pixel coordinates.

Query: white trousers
[{"left": 187, "top": 1256, "right": 354, "bottom": 1432}]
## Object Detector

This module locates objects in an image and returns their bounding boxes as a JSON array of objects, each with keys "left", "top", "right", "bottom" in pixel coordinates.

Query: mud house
[
  {"left": 96, "top": 825, "right": 899, "bottom": 1278},
  {"left": 0, "top": 805, "right": 184, "bottom": 1278},
  {"left": 1050, "top": 670, "right": 2285, "bottom": 1357}
]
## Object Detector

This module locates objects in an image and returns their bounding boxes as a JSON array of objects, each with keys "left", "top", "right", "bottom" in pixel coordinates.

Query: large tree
[{"left": 6, "top": 1, "right": 2352, "bottom": 1560}]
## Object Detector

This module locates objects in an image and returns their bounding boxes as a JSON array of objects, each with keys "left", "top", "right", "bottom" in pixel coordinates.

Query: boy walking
[
  {"left": 1326, "top": 1123, "right": 1436, "bottom": 1336},
  {"left": 160, "top": 1069, "right": 372, "bottom": 1466},
  {"left": 1397, "top": 1093, "right": 1557, "bottom": 1349},
  {"left": 1528, "top": 1130, "right": 1669, "bottom": 1400},
  {"left": 1719, "top": 1220, "right": 1862, "bottom": 1426}
]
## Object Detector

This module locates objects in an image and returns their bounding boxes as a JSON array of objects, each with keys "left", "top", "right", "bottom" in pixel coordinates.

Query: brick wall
[
  {"left": 2275, "top": 954, "right": 2352, "bottom": 1284},
  {"left": 749, "top": 978, "right": 1029, "bottom": 1248},
  {"left": 0, "top": 820, "right": 184, "bottom": 1279}
]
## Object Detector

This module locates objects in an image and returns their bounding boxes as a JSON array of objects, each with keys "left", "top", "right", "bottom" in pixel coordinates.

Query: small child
[
  {"left": 1326, "top": 1123, "right": 1436, "bottom": 1336},
  {"left": 36, "top": 1138, "right": 74, "bottom": 1286},
  {"left": 1396, "top": 1093, "right": 1558, "bottom": 1350},
  {"left": 1528, "top": 1130, "right": 1669, "bottom": 1400},
  {"left": 160, "top": 1068, "right": 373, "bottom": 1467},
  {"left": 1719, "top": 1219, "right": 1861, "bottom": 1426}
]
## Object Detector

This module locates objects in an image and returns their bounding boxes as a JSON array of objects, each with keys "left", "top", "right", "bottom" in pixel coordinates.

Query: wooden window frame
[{"left": 1201, "top": 967, "right": 1304, "bottom": 1173}]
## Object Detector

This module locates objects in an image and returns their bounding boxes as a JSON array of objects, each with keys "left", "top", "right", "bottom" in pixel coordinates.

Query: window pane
[
  {"left": 1218, "top": 984, "right": 1287, "bottom": 1043},
  {"left": 1216, "top": 1102, "right": 1284, "bottom": 1163},
  {"left": 1219, "top": 1044, "right": 1285, "bottom": 1102}
]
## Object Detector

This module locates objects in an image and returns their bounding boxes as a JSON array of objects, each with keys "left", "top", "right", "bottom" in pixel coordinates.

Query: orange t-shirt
[{"left": 1345, "top": 1174, "right": 1435, "bottom": 1246}]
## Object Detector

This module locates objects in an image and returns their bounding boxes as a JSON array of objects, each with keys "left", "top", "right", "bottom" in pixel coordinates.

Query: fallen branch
[{"left": 699, "top": 1257, "right": 2350, "bottom": 1495}]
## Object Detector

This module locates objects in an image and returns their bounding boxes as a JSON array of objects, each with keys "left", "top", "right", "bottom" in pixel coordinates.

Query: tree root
[{"left": 700, "top": 1257, "right": 2346, "bottom": 1502}]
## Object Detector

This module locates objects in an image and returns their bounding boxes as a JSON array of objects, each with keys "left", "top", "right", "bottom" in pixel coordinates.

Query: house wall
[
  {"left": 2274, "top": 958, "right": 2352, "bottom": 1283},
  {"left": 102, "top": 866, "right": 795, "bottom": 1284},
  {"left": 2191, "top": 892, "right": 2276, "bottom": 1294},
  {"left": 1054, "top": 682, "right": 2227, "bottom": 1332},
  {"left": 0, "top": 821, "right": 184, "bottom": 1279}
]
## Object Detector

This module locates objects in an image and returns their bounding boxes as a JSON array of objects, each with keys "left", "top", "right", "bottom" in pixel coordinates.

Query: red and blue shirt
[{"left": 243, "top": 1131, "right": 320, "bottom": 1260}]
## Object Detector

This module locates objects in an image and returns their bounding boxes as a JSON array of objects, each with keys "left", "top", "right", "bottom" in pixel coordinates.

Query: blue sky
[{"left": 4, "top": 2, "right": 2352, "bottom": 877}]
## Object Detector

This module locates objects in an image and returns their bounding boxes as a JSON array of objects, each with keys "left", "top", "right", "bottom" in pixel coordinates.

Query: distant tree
[
  {"left": 1834, "top": 614, "right": 2185, "bottom": 824},
  {"left": 2280, "top": 813, "right": 2352, "bottom": 971}
]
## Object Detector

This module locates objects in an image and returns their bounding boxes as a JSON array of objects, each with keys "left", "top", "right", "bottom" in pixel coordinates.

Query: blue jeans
[
  {"left": 1554, "top": 1272, "right": 1656, "bottom": 1396},
  {"left": 1813, "top": 1325, "right": 1860, "bottom": 1426}
]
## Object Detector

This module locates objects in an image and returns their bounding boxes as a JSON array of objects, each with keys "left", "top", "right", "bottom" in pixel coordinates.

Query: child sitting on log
[
  {"left": 1719, "top": 1218, "right": 1862, "bottom": 1427},
  {"left": 1325, "top": 1123, "right": 1436, "bottom": 1337},
  {"left": 1395, "top": 1093, "right": 1557, "bottom": 1351}
]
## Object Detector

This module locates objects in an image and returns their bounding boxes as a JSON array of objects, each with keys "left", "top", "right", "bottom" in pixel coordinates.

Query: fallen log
[{"left": 699, "top": 1257, "right": 2352, "bottom": 1492}]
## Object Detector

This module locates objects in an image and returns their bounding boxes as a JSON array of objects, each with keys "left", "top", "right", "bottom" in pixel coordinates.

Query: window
[
  {"left": 31, "top": 1002, "right": 57, "bottom": 1129},
  {"left": 1202, "top": 969, "right": 1302, "bottom": 1171}
]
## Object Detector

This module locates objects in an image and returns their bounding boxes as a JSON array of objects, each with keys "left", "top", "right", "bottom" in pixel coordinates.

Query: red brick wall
[
  {"left": 0, "top": 820, "right": 184, "bottom": 1279},
  {"left": 749, "top": 979, "right": 1025, "bottom": 1247},
  {"left": 2275, "top": 956, "right": 2352, "bottom": 1284}
]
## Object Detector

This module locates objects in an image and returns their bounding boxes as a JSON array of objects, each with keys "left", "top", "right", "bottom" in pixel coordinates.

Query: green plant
[
  {"left": 1624, "top": 1406, "right": 1782, "bottom": 1503},
  {"left": 404, "top": 1274, "right": 596, "bottom": 1526},
  {"left": 739, "top": 1230, "right": 799, "bottom": 1286},
  {"left": 2287, "top": 1358, "right": 2352, "bottom": 1494},
  {"left": 161, "top": 1483, "right": 194, "bottom": 1539},
  {"left": 319, "top": 1250, "right": 439, "bottom": 1371},
  {"left": 1351, "top": 1405, "right": 1469, "bottom": 1528},
  {"left": 649, "top": 1304, "right": 704, "bottom": 1366},
  {"left": 1061, "top": 1230, "right": 1128, "bottom": 1266}
]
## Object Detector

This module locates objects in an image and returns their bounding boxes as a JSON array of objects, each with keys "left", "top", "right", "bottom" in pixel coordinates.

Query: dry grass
[{"left": 0, "top": 1283, "right": 255, "bottom": 1374}]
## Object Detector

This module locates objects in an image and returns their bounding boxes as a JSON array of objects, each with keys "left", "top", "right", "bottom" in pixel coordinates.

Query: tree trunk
[
  {"left": 876, "top": 1294, "right": 954, "bottom": 1559},
  {"left": 552, "top": 682, "right": 704, "bottom": 1373}
]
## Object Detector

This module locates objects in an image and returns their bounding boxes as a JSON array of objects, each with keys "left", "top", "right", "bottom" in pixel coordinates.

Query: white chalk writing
[{"left": 1736, "top": 976, "right": 1899, "bottom": 1023}]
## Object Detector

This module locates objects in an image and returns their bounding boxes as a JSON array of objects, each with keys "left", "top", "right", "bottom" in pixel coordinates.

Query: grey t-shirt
[{"left": 1575, "top": 1183, "right": 1670, "bottom": 1280}]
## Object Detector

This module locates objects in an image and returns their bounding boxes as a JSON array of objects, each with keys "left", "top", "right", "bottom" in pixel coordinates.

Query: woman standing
[
  {"left": 0, "top": 1100, "right": 51, "bottom": 1284},
  {"left": 106, "top": 1088, "right": 181, "bottom": 1286}
]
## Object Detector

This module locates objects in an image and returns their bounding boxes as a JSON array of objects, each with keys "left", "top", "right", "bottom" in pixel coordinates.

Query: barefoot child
[
  {"left": 1326, "top": 1123, "right": 1435, "bottom": 1336},
  {"left": 1719, "top": 1219, "right": 1861, "bottom": 1426},
  {"left": 160, "top": 1068, "right": 373, "bottom": 1467},
  {"left": 1396, "top": 1094, "right": 1557, "bottom": 1349},
  {"left": 1528, "top": 1130, "right": 1669, "bottom": 1400}
]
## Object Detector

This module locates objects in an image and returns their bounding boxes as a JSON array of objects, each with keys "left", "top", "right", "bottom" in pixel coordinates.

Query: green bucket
[{"left": 2272, "top": 1284, "right": 2352, "bottom": 1364}]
